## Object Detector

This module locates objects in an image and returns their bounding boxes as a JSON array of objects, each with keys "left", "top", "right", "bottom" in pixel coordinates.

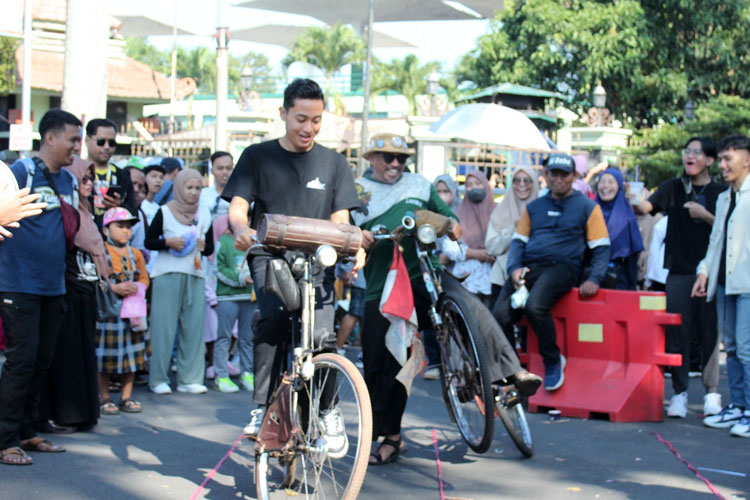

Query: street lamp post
[
  {"left": 426, "top": 70, "right": 440, "bottom": 117},
  {"left": 592, "top": 81, "right": 607, "bottom": 127},
  {"left": 241, "top": 64, "right": 253, "bottom": 111}
]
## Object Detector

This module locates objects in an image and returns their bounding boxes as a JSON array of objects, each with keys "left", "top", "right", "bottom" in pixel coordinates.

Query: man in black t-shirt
[
  {"left": 223, "top": 79, "right": 361, "bottom": 453},
  {"left": 636, "top": 136, "right": 725, "bottom": 418}
]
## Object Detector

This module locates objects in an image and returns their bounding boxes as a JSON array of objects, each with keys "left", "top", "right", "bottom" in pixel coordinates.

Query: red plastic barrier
[{"left": 518, "top": 288, "right": 681, "bottom": 422}]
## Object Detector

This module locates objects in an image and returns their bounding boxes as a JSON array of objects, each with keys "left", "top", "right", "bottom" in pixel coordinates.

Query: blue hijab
[{"left": 595, "top": 168, "right": 644, "bottom": 259}]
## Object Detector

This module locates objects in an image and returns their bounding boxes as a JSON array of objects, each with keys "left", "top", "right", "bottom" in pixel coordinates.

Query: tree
[
  {"left": 284, "top": 23, "right": 365, "bottom": 103},
  {"left": 456, "top": 0, "right": 750, "bottom": 126},
  {"left": 624, "top": 94, "right": 750, "bottom": 187},
  {"left": 124, "top": 37, "right": 171, "bottom": 75},
  {"left": 371, "top": 55, "right": 440, "bottom": 115},
  {"left": 230, "top": 52, "right": 277, "bottom": 95}
]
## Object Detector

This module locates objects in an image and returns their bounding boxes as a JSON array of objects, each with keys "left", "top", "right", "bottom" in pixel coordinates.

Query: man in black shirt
[
  {"left": 635, "top": 136, "right": 725, "bottom": 418},
  {"left": 223, "top": 80, "right": 361, "bottom": 453}
]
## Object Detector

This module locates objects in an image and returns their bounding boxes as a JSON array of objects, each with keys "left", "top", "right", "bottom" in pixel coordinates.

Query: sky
[{"left": 112, "top": 0, "right": 492, "bottom": 74}]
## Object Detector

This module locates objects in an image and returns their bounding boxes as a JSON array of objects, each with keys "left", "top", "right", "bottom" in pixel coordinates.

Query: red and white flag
[{"left": 380, "top": 244, "right": 424, "bottom": 393}]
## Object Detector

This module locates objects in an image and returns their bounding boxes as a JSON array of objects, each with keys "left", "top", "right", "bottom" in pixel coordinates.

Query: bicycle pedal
[{"left": 502, "top": 390, "right": 522, "bottom": 408}]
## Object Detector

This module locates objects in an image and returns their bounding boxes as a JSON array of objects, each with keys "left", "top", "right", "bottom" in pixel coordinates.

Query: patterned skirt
[{"left": 95, "top": 317, "right": 149, "bottom": 374}]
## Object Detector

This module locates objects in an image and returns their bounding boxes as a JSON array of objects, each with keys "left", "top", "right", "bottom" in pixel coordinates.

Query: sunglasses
[
  {"left": 513, "top": 177, "right": 533, "bottom": 185},
  {"left": 382, "top": 153, "right": 409, "bottom": 165},
  {"left": 95, "top": 138, "right": 117, "bottom": 147},
  {"left": 82, "top": 175, "right": 94, "bottom": 183}
]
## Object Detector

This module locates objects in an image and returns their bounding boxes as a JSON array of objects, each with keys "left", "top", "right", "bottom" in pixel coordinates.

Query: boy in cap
[{"left": 492, "top": 154, "right": 611, "bottom": 391}]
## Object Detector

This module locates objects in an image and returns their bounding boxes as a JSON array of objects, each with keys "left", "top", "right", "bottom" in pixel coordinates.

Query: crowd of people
[{"left": 0, "top": 79, "right": 748, "bottom": 469}]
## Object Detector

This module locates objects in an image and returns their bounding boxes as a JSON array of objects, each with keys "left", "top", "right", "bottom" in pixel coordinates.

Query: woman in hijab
[
  {"left": 37, "top": 158, "right": 105, "bottom": 432},
  {"left": 595, "top": 167, "right": 644, "bottom": 290},
  {"left": 452, "top": 171, "right": 498, "bottom": 306},
  {"left": 145, "top": 168, "right": 214, "bottom": 395},
  {"left": 486, "top": 166, "right": 540, "bottom": 295}
]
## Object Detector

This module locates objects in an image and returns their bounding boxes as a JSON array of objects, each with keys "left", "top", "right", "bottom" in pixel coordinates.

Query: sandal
[
  {"left": 0, "top": 447, "right": 33, "bottom": 466},
  {"left": 369, "top": 437, "right": 406, "bottom": 465},
  {"left": 100, "top": 398, "right": 120, "bottom": 416},
  {"left": 119, "top": 399, "right": 142, "bottom": 414},
  {"left": 19, "top": 437, "right": 65, "bottom": 453}
]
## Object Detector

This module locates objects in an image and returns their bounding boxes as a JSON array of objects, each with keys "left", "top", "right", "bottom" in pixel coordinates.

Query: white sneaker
[
  {"left": 336, "top": 348, "right": 346, "bottom": 357},
  {"left": 423, "top": 366, "right": 440, "bottom": 380},
  {"left": 244, "top": 407, "right": 265, "bottom": 439},
  {"left": 321, "top": 407, "right": 349, "bottom": 459},
  {"left": 704, "top": 404, "right": 744, "bottom": 428},
  {"left": 703, "top": 392, "right": 722, "bottom": 416},
  {"left": 150, "top": 382, "right": 172, "bottom": 395},
  {"left": 730, "top": 411, "right": 750, "bottom": 438},
  {"left": 667, "top": 392, "right": 688, "bottom": 418},
  {"left": 354, "top": 352, "right": 364, "bottom": 370},
  {"left": 177, "top": 383, "right": 208, "bottom": 394}
]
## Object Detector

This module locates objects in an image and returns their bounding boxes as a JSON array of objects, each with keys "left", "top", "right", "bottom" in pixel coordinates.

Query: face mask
[{"left": 467, "top": 188, "right": 487, "bottom": 203}]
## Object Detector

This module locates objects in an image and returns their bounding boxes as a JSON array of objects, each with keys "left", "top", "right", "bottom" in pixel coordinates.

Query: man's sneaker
[
  {"left": 703, "top": 392, "right": 722, "bottom": 416},
  {"left": 177, "top": 383, "right": 208, "bottom": 394},
  {"left": 240, "top": 372, "right": 254, "bottom": 391},
  {"left": 336, "top": 347, "right": 346, "bottom": 357},
  {"left": 423, "top": 366, "right": 440, "bottom": 380},
  {"left": 704, "top": 404, "right": 745, "bottom": 428},
  {"left": 150, "top": 383, "right": 172, "bottom": 395},
  {"left": 730, "top": 411, "right": 750, "bottom": 438},
  {"left": 354, "top": 352, "right": 364, "bottom": 370},
  {"left": 214, "top": 377, "right": 239, "bottom": 393},
  {"left": 320, "top": 407, "right": 349, "bottom": 459},
  {"left": 667, "top": 392, "right": 688, "bottom": 418},
  {"left": 244, "top": 407, "right": 266, "bottom": 439},
  {"left": 544, "top": 354, "right": 566, "bottom": 391}
]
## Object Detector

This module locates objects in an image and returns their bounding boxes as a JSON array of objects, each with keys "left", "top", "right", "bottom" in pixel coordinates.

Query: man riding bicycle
[
  {"left": 352, "top": 134, "right": 542, "bottom": 465},
  {"left": 224, "top": 79, "right": 363, "bottom": 456}
]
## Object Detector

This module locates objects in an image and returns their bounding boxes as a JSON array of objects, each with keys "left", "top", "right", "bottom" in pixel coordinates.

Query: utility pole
[
  {"left": 358, "top": 0, "right": 375, "bottom": 177},
  {"left": 215, "top": 0, "right": 229, "bottom": 153}
]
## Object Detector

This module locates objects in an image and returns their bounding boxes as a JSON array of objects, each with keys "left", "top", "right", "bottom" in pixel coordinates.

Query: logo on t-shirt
[
  {"left": 34, "top": 186, "right": 72, "bottom": 210},
  {"left": 306, "top": 177, "right": 326, "bottom": 190}
]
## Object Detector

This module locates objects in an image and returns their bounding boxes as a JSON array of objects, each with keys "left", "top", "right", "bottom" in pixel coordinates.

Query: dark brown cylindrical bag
[{"left": 257, "top": 214, "right": 363, "bottom": 256}]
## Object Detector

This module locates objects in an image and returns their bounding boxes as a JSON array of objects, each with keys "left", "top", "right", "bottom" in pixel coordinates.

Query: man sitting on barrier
[
  {"left": 493, "top": 154, "right": 610, "bottom": 391},
  {"left": 354, "top": 134, "right": 542, "bottom": 465}
]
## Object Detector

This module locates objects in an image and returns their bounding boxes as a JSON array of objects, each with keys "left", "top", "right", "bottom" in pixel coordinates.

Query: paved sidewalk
[{"left": 0, "top": 350, "right": 747, "bottom": 500}]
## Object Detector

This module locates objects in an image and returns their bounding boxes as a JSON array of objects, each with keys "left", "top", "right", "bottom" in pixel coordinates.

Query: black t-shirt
[
  {"left": 648, "top": 177, "right": 725, "bottom": 274},
  {"left": 221, "top": 140, "right": 359, "bottom": 229}
]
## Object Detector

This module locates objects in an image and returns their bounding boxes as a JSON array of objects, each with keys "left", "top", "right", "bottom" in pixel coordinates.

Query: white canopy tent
[{"left": 231, "top": 23, "right": 415, "bottom": 48}]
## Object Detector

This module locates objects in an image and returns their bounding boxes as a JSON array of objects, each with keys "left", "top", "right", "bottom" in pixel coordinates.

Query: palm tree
[
  {"left": 284, "top": 23, "right": 366, "bottom": 104},
  {"left": 371, "top": 55, "right": 440, "bottom": 115}
]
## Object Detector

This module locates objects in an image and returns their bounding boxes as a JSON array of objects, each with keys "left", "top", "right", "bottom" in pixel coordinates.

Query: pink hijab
[
  {"left": 167, "top": 168, "right": 203, "bottom": 225},
  {"left": 456, "top": 171, "right": 497, "bottom": 249}
]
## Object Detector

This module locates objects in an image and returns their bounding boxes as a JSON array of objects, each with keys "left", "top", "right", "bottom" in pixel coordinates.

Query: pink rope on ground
[
  {"left": 432, "top": 428, "right": 446, "bottom": 500},
  {"left": 651, "top": 432, "right": 727, "bottom": 500},
  {"left": 188, "top": 433, "right": 245, "bottom": 500}
]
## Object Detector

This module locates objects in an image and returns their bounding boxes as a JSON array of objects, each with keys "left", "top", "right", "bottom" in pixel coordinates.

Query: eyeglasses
[
  {"left": 95, "top": 138, "right": 117, "bottom": 147},
  {"left": 81, "top": 175, "right": 94, "bottom": 183},
  {"left": 513, "top": 177, "right": 533, "bottom": 185},
  {"left": 682, "top": 148, "right": 704, "bottom": 157},
  {"left": 382, "top": 153, "right": 409, "bottom": 165}
]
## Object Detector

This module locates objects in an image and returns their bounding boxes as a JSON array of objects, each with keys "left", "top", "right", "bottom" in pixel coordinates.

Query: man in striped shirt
[{"left": 492, "top": 154, "right": 610, "bottom": 391}]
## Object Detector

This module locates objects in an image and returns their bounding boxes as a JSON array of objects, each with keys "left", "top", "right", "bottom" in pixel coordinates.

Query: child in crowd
[
  {"left": 145, "top": 168, "right": 213, "bottom": 395},
  {"left": 96, "top": 208, "right": 150, "bottom": 415},
  {"left": 212, "top": 216, "right": 255, "bottom": 392}
]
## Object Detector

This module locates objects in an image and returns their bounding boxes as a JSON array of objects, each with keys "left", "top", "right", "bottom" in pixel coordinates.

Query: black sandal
[{"left": 369, "top": 437, "right": 406, "bottom": 465}]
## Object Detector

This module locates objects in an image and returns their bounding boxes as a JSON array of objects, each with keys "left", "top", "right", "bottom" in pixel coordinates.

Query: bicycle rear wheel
[
  {"left": 438, "top": 290, "right": 494, "bottom": 453},
  {"left": 497, "top": 395, "right": 534, "bottom": 457},
  {"left": 255, "top": 353, "right": 372, "bottom": 500}
]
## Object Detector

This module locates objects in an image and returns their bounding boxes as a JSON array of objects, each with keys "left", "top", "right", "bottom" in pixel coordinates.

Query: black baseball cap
[
  {"left": 545, "top": 154, "right": 575, "bottom": 173},
  {"left": 161, "top": 157, "right": 183, "bottom": 173}
]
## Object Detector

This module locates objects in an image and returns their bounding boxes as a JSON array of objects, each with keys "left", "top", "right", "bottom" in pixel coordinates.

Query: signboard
[{"left": 9, "top": 123, "right": 33, "bottom": 151}]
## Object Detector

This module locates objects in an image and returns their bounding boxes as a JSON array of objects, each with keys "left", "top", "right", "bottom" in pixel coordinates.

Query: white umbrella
[
  {"left": 231, "top": 24, "right": 415, "bottom": 48},
  {"left": 430, "top": 103, "right": 551, "bottom": 151}
]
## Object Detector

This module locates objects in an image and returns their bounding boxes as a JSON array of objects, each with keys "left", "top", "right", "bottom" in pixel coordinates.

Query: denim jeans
[{"left": 716, "top": 286, "right": 750, "bottom": 409}]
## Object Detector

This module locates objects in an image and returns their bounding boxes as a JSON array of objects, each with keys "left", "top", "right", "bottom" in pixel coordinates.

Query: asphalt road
[{"left": 1, "top": 350, "right": 748, "bottom": 500}]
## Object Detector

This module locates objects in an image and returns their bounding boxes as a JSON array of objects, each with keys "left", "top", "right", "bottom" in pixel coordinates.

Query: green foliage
[
  {"left": 0, "top": 37, "right": 20, "bottom": 95},
  {"left": 284, "top": 23, "right": 365, "bottom": 101},
  {"left": 371, "top": 55, "right": 440, "bottom": 115},
  {"left": 125, "top": 38, "right": 276, "bottom": 95},
  {"left": 624, "top": 94, "right": 750, "bottom": 187},
  {"left": 457, "top": 0, "right": 750, "bottom": 126}
]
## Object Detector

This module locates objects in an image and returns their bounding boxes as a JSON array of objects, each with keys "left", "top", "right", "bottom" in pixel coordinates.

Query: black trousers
[
  {"left": 665, "top": 273, "right": 719, "bottom": 394},
  {"left": 362, "top": 277, "right": 433, "bottom": 438},
  {"left": 250, "top": 256, "right": 337, "bottom": 405},
  {"left": 493, "top": 263, "right": 576, "bottom": 367},
  {"left": 0, "top": 293, "right": 64, "bottom": 450}
]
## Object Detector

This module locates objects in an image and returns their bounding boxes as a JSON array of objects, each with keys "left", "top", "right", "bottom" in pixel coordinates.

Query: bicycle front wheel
[
  {"left": 438, "top": 290, "right": 495, "bottom": 453},
  {"left": 497, "top": 398, "right": 534, "bottom": 457},
  {"left": 255, "top": 353, "right": 372, "bottom": 500}
]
